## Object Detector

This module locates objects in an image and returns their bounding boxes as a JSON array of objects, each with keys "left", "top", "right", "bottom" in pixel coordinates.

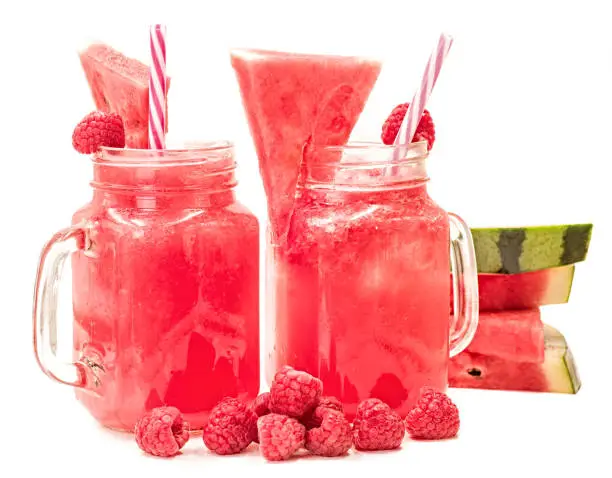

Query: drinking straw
[
  {"left": 148, "top": 24, "right": 168, "bottom": 150},
  {"left": 391, "top": 33, "right": 454, "bottom": 168}
]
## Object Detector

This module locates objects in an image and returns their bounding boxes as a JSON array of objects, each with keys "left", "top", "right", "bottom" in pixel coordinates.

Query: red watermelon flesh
[
  {"left": 230, "top": 49, "right": 381, "bottom": 241},
  {"left": 466, "top": 309, "right": 545, "bottom": 363},
  {"left": 79, "top": 43, "right": 170, "bottom": 149},
  {"left": 449, "top": 325, "right": 580, "bottom": 394},
  {"left": 450, "top": 265, "right": 575, "bottom": 312},
  {"left": 449, "top": 351, "right": 547, "bottom": 392}
]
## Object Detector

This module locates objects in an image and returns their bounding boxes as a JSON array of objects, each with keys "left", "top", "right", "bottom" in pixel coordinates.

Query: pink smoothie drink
[
  {"left": 271, "top": 143, "right": 450, "bottom": 417},
  {"left": 33, "top": 143, "right": 260, "bottom": 431},
  {"left": 72, "top": 145, "right": 259, "bottom": 430}
]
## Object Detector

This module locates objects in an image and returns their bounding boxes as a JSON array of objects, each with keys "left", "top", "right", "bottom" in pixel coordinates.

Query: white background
[{"left": 1, "top": 0, "right": 611, "bottom": 476}]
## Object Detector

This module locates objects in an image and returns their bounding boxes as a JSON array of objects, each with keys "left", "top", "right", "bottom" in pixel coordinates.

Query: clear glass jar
[
  {"left": 267, "top": 142, "right": 478, "bottom": 418},
  {"left": 33, "top": 143, "right": 259, "bottom": 431}
]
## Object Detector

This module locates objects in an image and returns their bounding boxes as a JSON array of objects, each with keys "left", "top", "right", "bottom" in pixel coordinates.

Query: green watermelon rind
[{"left": 471, "top": 224, "right": 593, "bottom": 274}]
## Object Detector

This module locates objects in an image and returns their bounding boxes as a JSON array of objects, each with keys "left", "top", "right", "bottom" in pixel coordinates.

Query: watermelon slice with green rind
[
  {"left": 471, "top": 224, "right": 593, "bottom": 274},
  {"left": 449, "top": 324, "right": 580, "bottom": 394},
  {"left": 231, "top": 49, "right": 381, "bottom": 241}
]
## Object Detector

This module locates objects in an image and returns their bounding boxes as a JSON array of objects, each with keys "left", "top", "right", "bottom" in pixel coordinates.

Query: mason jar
[
  {"left": 267, "top": 141, "right": 478, "bottom": 417},
  {"left": 33, "top": 143, "right": 260, "bottom": 431}
]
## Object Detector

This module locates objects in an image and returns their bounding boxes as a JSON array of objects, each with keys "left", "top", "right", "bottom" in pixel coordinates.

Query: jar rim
[
  {"left": 93, "top": 141, "right": 234, "bottom": 168},
  {"left": 311, "top": 141, "right": 428, "bottom": 166},
  {"left": 303, "top": 141, "right": 429, "bottom": 190}
]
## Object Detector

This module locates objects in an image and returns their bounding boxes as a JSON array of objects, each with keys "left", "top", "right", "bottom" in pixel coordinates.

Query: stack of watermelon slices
[{"left": 449, "top": 224, "right": 593, "bottom": 394}]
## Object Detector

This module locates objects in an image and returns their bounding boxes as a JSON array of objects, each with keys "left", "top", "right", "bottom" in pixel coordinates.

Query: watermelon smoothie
[
  {"left": 269, "top": 143, "right": 477, "bottom": 418},
  {"left": 34, "top": 143, "right": 259, "bottom": 431}
]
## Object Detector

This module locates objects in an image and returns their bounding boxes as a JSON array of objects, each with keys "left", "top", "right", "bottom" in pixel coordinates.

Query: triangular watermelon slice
[
  {"left": 79, "top": 43, "right": 170, "bottom": 149},
  {"left": 230, "top": 49, "right": 381, "bottom": 241}
]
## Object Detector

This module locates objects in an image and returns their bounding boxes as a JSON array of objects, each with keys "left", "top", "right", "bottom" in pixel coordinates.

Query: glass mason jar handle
[
  {"left": 32, "top": 226, "right": 103, "bottom": 390},
  {"left": 448, "top": 213, "right": 479, "bottom": 357}
]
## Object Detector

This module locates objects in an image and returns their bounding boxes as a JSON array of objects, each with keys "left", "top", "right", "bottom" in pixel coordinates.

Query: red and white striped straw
[
  {"left": 395, "top": 33, "right": 454, "bottom": 148},
  {"left": 148, "top": 24, "right": 167, "bottom": 150}
]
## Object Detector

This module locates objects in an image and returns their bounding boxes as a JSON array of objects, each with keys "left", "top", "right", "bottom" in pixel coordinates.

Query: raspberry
[
  {"left": 405, "top": 387, "right": 460, "bottom": 440},
  {"left": 203, "top": 397, "right": 257, "bottom": 455},
  {"left": 352, "top": 399, "right": 404, "bottom": 451},
  {"left": 249, "top": 392, "right": 270, "bottom": 444},
  {"left": 356, "top": 398, "right": 386, "bottom": 415},
  {"left": 251, "top": 392, "right": 271, "bottom": 417},
  {"left": 258, "top": 414, "right": 306, "bottom": 461},
  {"left": 72, "top": 111, "right": 126, "bottom": 154},
  {"left": 300, "top": 395, "right": 343, "bottom": 429},
  {"left": 305, "top": 409, "right": 352, "bottom": 457},
  {"left": 317, "top": 395, "right": 343, "bottom": 412},
  {"left": 134, "top": 406, "right": 190, "bottom": 457},
  {"left": 269, "top": 366, "right": 323, "bottom": 417},
  {"left": 381, "top": 103, "right": 435, "bottom": 150}
]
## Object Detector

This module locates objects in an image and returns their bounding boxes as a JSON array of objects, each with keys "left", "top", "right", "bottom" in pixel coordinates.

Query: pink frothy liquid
[{"left": 71, "top": 144, "right": 259, "bottom": 430}]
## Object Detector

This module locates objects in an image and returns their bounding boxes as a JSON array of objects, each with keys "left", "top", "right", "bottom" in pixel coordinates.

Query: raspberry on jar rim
[
  {"left": 72, "top": 111, "right": 126, "bottom": 154},
  {"left": 381, "top": 103, "right": 435, "bottom": 151}
]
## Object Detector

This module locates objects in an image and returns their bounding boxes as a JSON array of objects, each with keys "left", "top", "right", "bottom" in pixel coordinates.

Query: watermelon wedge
[
  {"left": 450, "top": 265, "right": 575, "bottom": 311},
  {"left": 230, "top": 49, "right": 381, "bottom": 241},
  {"left": 471, "top": 224, "right": 592, "bottom": 274},
  {"left": 79, "top": 43, "right": 170, "bottom": 149},
  {"left": 449, "top": 325, "right": 580, "bottom": 394},
  {"left": 476, "top": 266, "right": 575, "bottom": 311},
  {"left": 466, "top": 309, "right": 545, "bottom": 363}
]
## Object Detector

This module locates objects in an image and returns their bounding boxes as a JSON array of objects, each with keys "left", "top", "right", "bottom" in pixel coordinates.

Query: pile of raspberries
[{"left": 135, "top": 366, "right": 460, "bottom": 460}]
